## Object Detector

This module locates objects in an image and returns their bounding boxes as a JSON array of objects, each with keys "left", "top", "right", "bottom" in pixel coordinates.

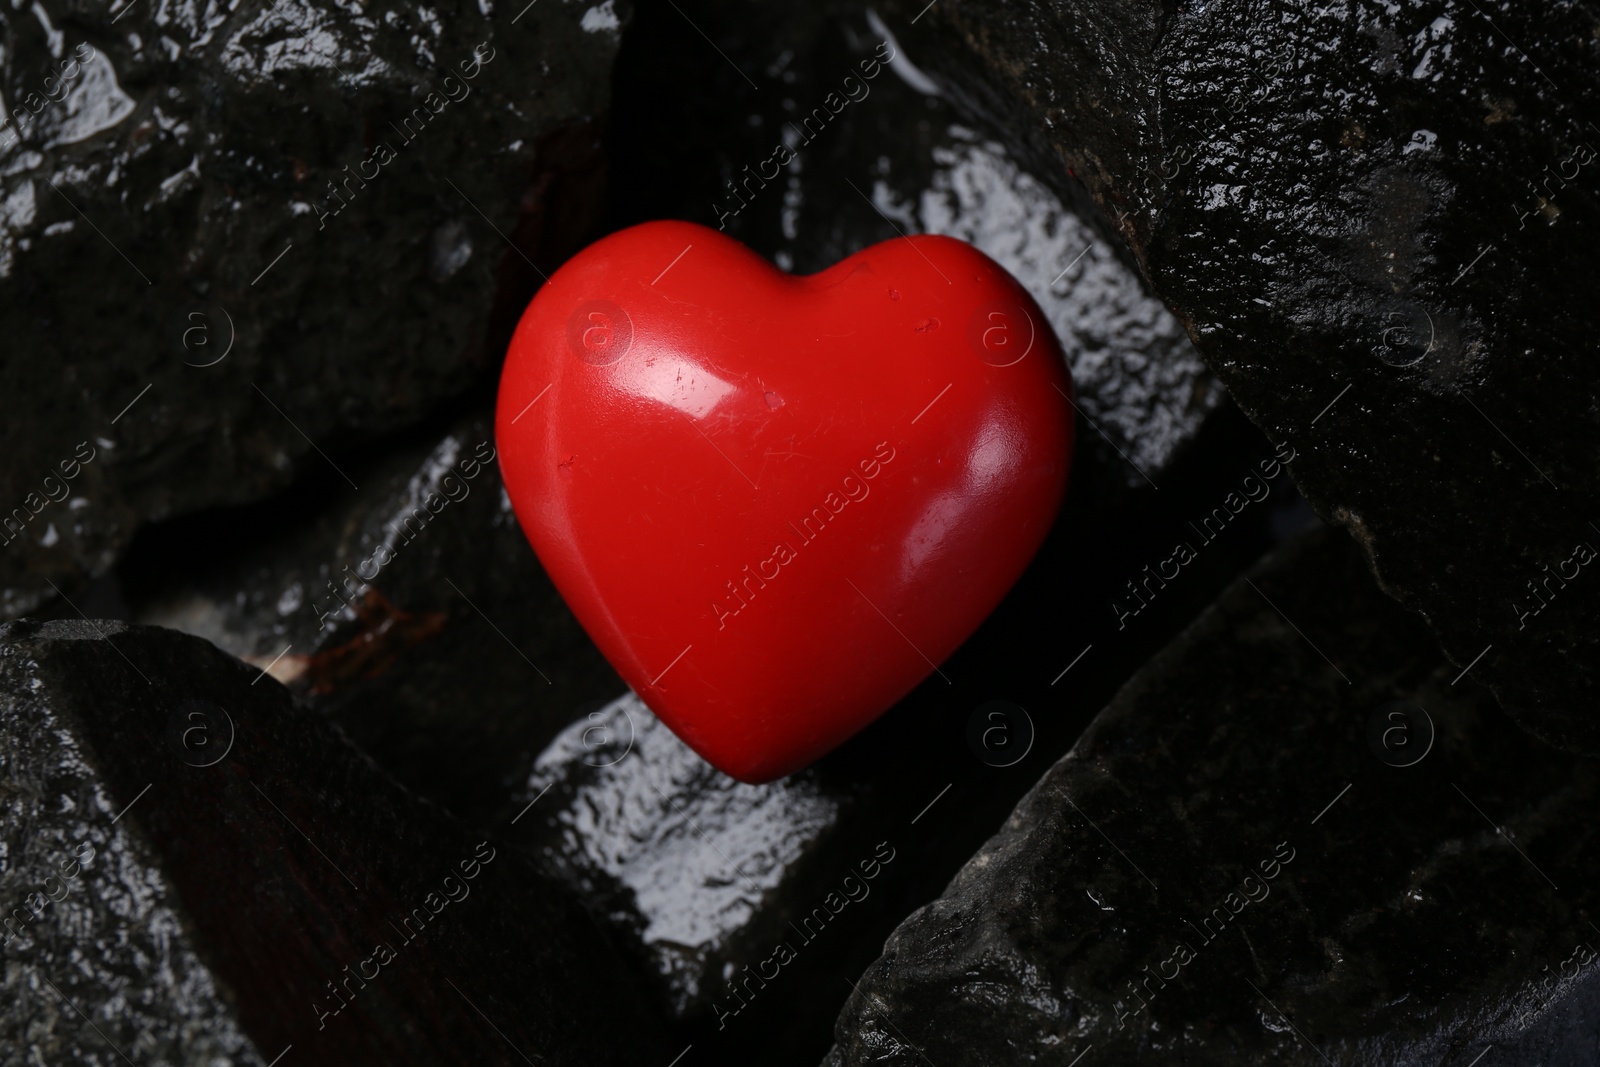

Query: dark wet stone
[
  {"left": 108, "top": 403, "right": 1298, "bottom": 1067},
  {"left": 89, "top": 12, "right": 1308, "bottom": 1057},
  {"left": 871, "top": 0, "right": 1600, "bottom": 750},
  {"left": 0, "top": 0, "right": 624, "bottom": 615},
  {"left": 123, "top": 411, "right": 623, "bottom": 824},
  {"left": 826, "top": 524, "right": 1600, "bottom": 1066},
  {"left": 479, "top": 8, "right": 1323, "bottom": 1064},
  {"left": 0, "top": 618, "right": 667, "bottom": 1065},
  {"left": 500, "top": 415, "right": 1309, "bottom": 1064},
  {"left": 605, "top": 0, "right": 1223, "bottom": 494},
  {"left": 121, "top": 360, "right": 1303, "bottom": 1064},
  {"left": 512, "top": 692, "right": 858, "bottom": 1018}
]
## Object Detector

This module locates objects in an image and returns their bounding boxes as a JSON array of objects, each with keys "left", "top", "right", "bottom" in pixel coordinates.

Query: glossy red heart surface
[{"left": 496, "top": 221, "right": 1073, "bottom": 782}]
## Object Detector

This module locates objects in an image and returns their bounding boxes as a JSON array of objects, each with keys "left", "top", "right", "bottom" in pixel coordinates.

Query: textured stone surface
[
  {"left": 0, "top": 619, "right": 667, "bottom": 1065},
  {"left": 827, "top": 525, "right": 1600, "bottom": 1066},
  {"left": 605, "top": 0, "right": 1223, "bottom": 493},
  {"left": 95, "top": 12, "right": 1308, "bottom": 1054},
  {"left": 871, "top": 0, "right": 1600, "bottom": 750},
  {"left": 479, "top": 10, "right": 1322, "bottom": 1063},
  {"left": 512, "top": 692, "right": 854, "bottom": 1019},
  {"left": 503, "top": 420, "right": 1309, "bottom": 1063},
  {"left": 0, "top": 0, "right": 624, "bottom": 615},
  {"left": 112, "top": 403, "right": 1311, "bottom": 1063},
  {"left": 125, "top": 411, "right": 623, "bottom": 824}
]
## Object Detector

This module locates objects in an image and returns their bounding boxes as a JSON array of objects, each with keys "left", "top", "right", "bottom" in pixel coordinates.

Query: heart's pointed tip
[
  {"left": 716, "top": 764, "right": 790, "bottom": 787},
  {"left": 665, "top": 722, "right": 803, "bottom": 785}
]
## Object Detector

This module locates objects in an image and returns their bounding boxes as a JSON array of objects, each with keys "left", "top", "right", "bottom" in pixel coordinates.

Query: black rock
[
  {"left": 501, "top": 415, "right": 1311, "bottom": 1067},
  {"left": 827, "top": 525, "right": 1600, "bottom": 1066},
  {"left": 0, "top": 619, "right": 668, "bottom": 1065},
  {"left": 605, "top": 0, "right": 1223, "bottom": 495},
  {"left": 109, "top": 395, "right": 1298, "bottom": 1067},
  {"left": 871, "top": 0, "right": 1600, "bottom": 750},
  {"left": 473, "top": 9, "right": 1327, "bottom": 1064},
  {"left": 0, "top": 0, "right": 624, "bottom": 614},
  {"left": 94, "top": 13, "right": 1312, "bottom": 1057},
  {"left": 511, "top": 692, "right": 866, "bottom": 1020},
  {"left": 124, "top": 411, "right": 623, "bottom": 824}
]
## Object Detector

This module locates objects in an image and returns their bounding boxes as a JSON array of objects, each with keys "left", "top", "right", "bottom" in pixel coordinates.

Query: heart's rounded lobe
[{"left": 497, "top": 221, "right": 1072, "bottom": 782}]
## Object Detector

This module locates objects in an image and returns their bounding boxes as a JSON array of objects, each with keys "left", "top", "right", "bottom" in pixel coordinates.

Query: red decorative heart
[{"left": 496, "top": 221, "right": 1072, "bottom": 782}]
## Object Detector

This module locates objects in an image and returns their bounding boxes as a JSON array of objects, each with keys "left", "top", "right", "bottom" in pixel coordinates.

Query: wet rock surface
[
  {"left": 512, "top": 692, "right": 858, "bottom": 1019},
  {"left": 0, "top": 0, "right": 624, "bottom": 614},
  {"left": 871, "top": 0, "right": 1600, "bottom": 750},
  {"left": 505, "top": 412, "right": 1312, "bottom": 1067},
  {"left": 425, "top": 8, "right": 1323, "bottom": 1063},
  {"left": 0, "top": 15, "right": 1300, "bottom": 1051},
  {"left": 94, "top": 344, "right": 1302, "bottom": 1058},
  {"left": 605, "top": 0, "right": 1223, "bottom": 493},
  {"left": 826, "top": 524, "right": 1600, "bottom": 1066},
  {"left": 6, "top": 0, "right": 1577, "bottom": 1063},
  {"left": 86, "top": 11, "right": 1306, "bottom": 1059},
  {"left": 0, "top": 619, "right": 667, "bottom": 1066},
  {"left": 122, "top": 410, "right": 624, "bottom": 824}
]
